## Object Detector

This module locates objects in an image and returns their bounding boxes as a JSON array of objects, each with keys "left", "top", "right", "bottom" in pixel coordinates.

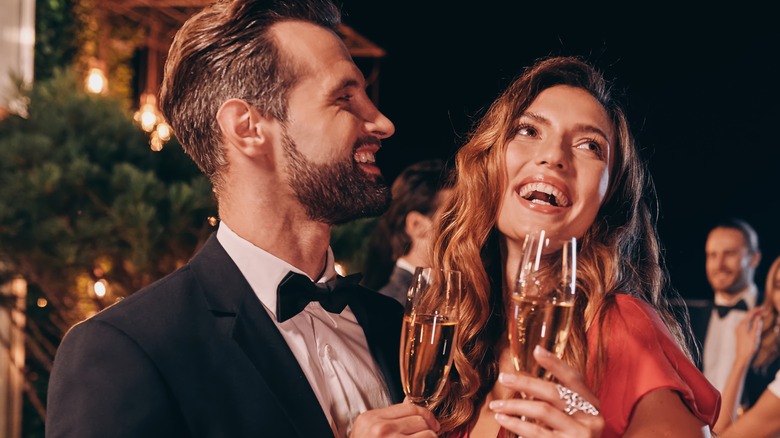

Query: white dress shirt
[
  {"left": 703, "top": 286, "right": 758, "bottom": 392},
  {"left": 217, "top": 222, "right": 391, "bottom": 437},
  {"left": 768, "top": 370, "right": 780, "bottom": 398},
  {"left": 394, "top": 257, "right": 417, "bottom": 275}
]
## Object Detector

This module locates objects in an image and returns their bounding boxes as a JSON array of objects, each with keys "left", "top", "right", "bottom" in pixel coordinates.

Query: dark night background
[{"left": 337, "top": 2, "right": 780, "bottom": 301}]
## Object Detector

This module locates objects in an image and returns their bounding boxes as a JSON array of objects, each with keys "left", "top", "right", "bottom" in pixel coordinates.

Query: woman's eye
[
  {"left": 577, "top": 139, "right": 605, "bottom": 158},
  {"left": 516, "top": 125, "right": 537, "bottom": 137}
]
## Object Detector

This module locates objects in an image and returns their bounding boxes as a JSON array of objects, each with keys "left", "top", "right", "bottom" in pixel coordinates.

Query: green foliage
[
  {"left": 0, "top": 67, "right": 218, "bottom": 436},
  {"left": 331, "top": 217, "right": 378, "bottom": 275},
  {"left": 0, "top": 68, "right": 217, "bottom": 322},
  {"left": 34, "top": 0, "right": 143, "bottom": 103},
  {"left": 34, "top": 0, "right": 82, "bottom": 82}
]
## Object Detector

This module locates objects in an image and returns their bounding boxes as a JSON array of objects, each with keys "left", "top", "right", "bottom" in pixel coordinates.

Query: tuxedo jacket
[
  {"left": 378, "top": 266, "right": 413, "bottom": 306},
  {"left": 681, "top": 298, "right": 714, "bottom": 366},
  {"left": 682, "top": 298, "right": 776, "bottom": 408},
  {"left": 46, "top": 234, "right": 405, "bottom": 437}
]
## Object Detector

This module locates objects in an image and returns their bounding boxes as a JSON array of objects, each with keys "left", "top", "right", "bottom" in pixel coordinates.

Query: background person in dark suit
[
  {"left": 363, "top": 159, "right": 452, "bottom": 305},
  {"left": 687, "top": 218, "right": 762, "bottom": 411},
  {"left": 45, "top": 0, "right": 439, "bottom": 436}
]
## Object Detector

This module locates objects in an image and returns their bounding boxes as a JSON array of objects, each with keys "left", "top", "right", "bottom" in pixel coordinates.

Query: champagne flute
[
  {"left": 507, "top": 231, "right": 576, "bottom": 432},
  {"left": 400, "top": 267, "right": 461, "bottom": 407}
]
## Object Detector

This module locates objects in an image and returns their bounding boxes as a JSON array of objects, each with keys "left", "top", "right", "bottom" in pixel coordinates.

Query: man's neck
[
  {"left": 714, "top": 283, "right": 758, "bottom": 306},
  {"left": 402, "top": 243, "right": 432, "bottom": 269},
  {"left": 219, "top": 209, "right": 331, "bottom": 279}
]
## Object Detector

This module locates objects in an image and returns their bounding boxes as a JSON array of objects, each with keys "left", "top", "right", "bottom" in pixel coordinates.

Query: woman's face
[{"left": 497, "top": 85, "right": 615, "bottom": 246}]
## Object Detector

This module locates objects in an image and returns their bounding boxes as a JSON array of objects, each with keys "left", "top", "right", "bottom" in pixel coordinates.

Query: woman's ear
[{"left": 216, "top": 99, "right": 269, "bottom": 157}]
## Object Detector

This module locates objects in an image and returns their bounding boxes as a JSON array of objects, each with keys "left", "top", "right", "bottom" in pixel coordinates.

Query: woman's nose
[{"left": 536, "top": 143, "right": 568, "bottom": 170}]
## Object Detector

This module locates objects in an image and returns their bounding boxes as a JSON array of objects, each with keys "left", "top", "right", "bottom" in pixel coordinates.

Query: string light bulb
[
  {"left": 134, "top": 92, "right": 172, "bottom": 151},
  {"left": 85, "top": 67, "right": 108, "bottom": 94},
  {"left": 136, "top": 93, "right": 159, "bottom": 133},
  {"left": 156, "top": 121, "right": 171, "bottom": 141}
]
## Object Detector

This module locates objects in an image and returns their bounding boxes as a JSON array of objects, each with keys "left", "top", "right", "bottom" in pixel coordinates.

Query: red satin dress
[{"left": 445, "top": 294, "right": 720, "bottom": 437}]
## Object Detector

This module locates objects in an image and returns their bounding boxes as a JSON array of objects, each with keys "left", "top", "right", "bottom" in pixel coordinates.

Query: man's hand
[{"left": 350, "top": 401, "right": 440, "bottom": 437}]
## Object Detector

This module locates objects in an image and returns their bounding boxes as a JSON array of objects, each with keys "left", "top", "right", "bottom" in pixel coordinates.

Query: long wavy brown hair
[
  {"left": 754, "top": 255, "right": 780, "bottom": 371},
  {"left": 429, "top": 56, "right": 692, "bottom": 432}
]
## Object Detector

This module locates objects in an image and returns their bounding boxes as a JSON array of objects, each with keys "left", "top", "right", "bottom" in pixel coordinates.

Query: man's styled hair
[
  {"left": 159, "top": 0, "right": 341, "bottom": 192},
  {"left": 384, "top": 159, "right": 452, "bottom": 260},
  {"left": 710, "top": 218, "right": 760, "bottom": 254}
]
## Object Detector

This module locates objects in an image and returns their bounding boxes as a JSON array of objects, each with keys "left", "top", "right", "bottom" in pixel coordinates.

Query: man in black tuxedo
[
  {"left": 45, "top": 1, "right": 439, "bottom": 436},
  {"left": 687, "top": 218, "right": 762, "bottom": 409}
]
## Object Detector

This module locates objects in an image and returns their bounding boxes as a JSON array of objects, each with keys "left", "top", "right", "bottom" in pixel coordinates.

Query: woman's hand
[
  {"left": 734, "top": 308, "right": 764, "bottom": 366},
  {"left": 491, "top": 346, "right": 604, "bottom": 437}
]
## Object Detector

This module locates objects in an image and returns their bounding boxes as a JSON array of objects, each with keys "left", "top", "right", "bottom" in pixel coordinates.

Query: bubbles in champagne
[
  {"left": 508, "top": 295, "right": 573, "bottom": 379},
  {"left": 400, "top": 314, "right": 457, "bottom": 404}
]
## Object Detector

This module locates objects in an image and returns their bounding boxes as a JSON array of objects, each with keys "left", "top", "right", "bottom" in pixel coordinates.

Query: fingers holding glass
[
  {"left": 531, "top": 345, "right": 596, "bottom": 405},
  {"left": 492, "top": 372, "right": 604, "bottom": 436},
  {"left": 505, "top": 232, "right": 576, "bottom": 438},
  {"left": 556, "top": 384, "right": 599, "bottom": 416}
]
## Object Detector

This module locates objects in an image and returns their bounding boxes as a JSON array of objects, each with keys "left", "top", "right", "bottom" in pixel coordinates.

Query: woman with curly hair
[
  {"left": 428, "top": 56, "right": 720, "bottom": 437},
  {"left": 715, "top": 255, "right": 780, "bottom": 436},
  {"left": 744, "top": 255, "right": 780, "bottom": 402}
]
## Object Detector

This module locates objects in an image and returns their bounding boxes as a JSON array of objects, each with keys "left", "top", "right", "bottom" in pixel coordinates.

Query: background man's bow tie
[
  {"left": 276, "top": 271, "right": 363, "bottom": 323},
  {"left": 715, "top": 299, "right": 748, "bottom": 318}
]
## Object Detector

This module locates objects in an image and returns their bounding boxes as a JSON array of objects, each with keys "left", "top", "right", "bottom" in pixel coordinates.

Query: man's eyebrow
[{"left": 329, "top": 78, "right": 361, "bottom": 94}]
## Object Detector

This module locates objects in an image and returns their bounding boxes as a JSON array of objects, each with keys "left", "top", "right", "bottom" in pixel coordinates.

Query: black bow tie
[
  {"left": 275, "top": 271, "right": 363, "bottom": 323},
  {"left": 715, "top": 300, "right": 748, "bottom": 318}
]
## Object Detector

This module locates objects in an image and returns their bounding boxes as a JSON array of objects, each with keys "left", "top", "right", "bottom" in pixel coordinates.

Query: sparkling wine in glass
[
  {"left": 400, "top": 267, "right": 461, "bottom": 407},
  {"left": 509, "top": 231, "right": 577, "bottom": 381}
]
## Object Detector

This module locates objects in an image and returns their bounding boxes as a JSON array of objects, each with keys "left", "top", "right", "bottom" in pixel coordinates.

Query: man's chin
[
  {"left": 714, "top": 285, "right": 745, "bottom": 296},
  {"left": 327, "top": 204, "right": 389, "bottom": 225}
]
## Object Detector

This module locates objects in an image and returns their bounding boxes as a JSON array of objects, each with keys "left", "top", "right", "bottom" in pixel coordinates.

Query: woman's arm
[
  {"left": 720, "top": 388, "right": 780, "bottom": 438},
  {"left": 623, "top": 389, "right": 711, "bottom": 437},
  {"left": 714, "top": 308, "right": 763, "bottom": 433},
  {"left": 624, "top": 309, "right": 763, "bottom": 437}
]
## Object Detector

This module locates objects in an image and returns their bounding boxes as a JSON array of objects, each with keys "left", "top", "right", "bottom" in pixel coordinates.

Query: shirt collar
[
  {"left": 216, "top": 221, "right": 336, "bottom": 319},
  {"left": 395, "top": 257, "right": 418, "bottom": 275}
]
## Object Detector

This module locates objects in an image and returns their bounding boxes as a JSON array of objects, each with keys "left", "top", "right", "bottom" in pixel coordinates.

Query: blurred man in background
[
  {"left": 362, "top": 159, "right": 452, "bottom": 304},
  {"left": 688, "top": 218, "right": 761, "bottom": 407}
]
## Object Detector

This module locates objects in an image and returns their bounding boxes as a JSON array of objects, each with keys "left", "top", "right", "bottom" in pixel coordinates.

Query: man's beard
[
  {"left": 283, "top": 130, "right": 391, "bottom": 225},
  {"left": 723, "top": 274, "right": 750, "bottom": 295},
  {"left": 710, "top": 269, "right": 750, "bottom": 295}
]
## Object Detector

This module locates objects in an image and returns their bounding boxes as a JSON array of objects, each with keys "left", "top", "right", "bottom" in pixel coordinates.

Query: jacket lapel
[
  {"left": 189, "top": 234, "right": 333, "bottom": 437},
  {"left": 232, "top": 296, "right": 333, "bottom": 437},
  {"left": 348, "top": 286, "right": 405, "bottom": 403}
]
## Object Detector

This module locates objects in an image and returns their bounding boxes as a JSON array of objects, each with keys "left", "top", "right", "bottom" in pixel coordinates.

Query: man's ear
[
  {"left": 216, "top": 99, "right": 269, "bottom": 157},
  {"left": 750, "top": 250, "right": 762, "bottom": 269},
  {"left": 404, "top": 211, "right": 432, "bottom": 239}
]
